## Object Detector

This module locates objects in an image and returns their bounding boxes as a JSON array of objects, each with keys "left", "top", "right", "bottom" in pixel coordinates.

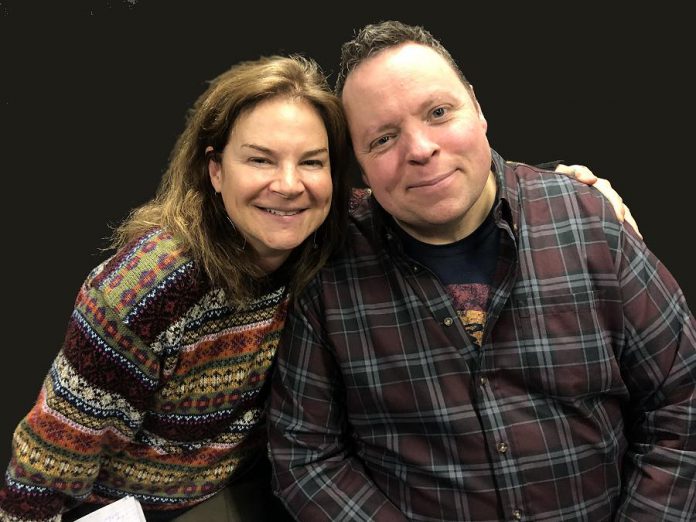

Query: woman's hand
[{"left": 554, "top": 164, "right": 641, "bottom": 238}]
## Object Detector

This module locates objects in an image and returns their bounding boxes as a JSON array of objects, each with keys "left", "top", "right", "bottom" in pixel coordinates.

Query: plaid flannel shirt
[{"left": 269, "top": 151, "right": 696, "bottom": 521}]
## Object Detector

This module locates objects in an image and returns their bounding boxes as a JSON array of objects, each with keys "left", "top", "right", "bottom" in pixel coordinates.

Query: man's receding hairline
[{"left": 340, "top": 41, "right": 473, "bottom": 99}]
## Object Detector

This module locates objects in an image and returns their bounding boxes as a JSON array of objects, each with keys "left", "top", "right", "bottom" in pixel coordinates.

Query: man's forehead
[{"left": 344, "top": 43, "right": 458, "bottom": 94}]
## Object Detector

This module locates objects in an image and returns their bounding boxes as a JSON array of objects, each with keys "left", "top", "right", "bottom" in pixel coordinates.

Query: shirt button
[
  {"left": 512, "top": 508, "right": 522, "bottom": 520},
  {"left": 412, "top": 265, "right": 420, "bottom": 272},
  {"left": 497, "top": 442, "right": 509, "bottom": 454},
  {"left": 443, "top": 317, "right": 454, "bottom": 327},
  {"left": 479, "top": 375, "right": 488, "bottom": 385}
]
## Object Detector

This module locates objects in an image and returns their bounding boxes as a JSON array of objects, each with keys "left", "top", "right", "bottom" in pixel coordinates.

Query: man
[{"left": 268, "top": 21, "right": 696, "bottom": 521}]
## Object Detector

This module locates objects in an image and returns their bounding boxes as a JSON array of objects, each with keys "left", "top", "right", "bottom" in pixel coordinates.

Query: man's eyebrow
[
  {"left": 417, "top": 91, "right": 453, "bottom": 112},
  {"left": 369, "top": 123, "right": 396, "bottom": 136},
  {"left": 359, "top": 121, "right": 398, "bottom": 145}
]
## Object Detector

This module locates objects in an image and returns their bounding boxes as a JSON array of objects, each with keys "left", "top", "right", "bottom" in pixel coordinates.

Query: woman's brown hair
[{"left": 111, "top": 55, "right": 349, "bottom": 304}]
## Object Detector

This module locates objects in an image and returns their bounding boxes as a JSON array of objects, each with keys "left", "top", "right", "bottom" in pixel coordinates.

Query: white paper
[{"left": 72, "top": 496, "right": 147, "bottom": 522}]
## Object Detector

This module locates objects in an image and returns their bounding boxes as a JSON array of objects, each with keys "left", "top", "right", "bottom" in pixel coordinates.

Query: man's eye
[
  {"left": 371, "top": 135, "right": 392, "bottom": 149},
  {"left": 432, "top": 107, "right": 447, "bottom": 118}
]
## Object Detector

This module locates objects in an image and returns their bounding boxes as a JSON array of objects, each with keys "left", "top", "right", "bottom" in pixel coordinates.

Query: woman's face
[{"left": 208, "top": 96, "right": 333, "bottom": 273}]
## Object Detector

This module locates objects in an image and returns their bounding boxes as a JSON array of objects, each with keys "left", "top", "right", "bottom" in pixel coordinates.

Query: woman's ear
[{"left": 207, "top": 146, "right": 223, "bottom": 193}]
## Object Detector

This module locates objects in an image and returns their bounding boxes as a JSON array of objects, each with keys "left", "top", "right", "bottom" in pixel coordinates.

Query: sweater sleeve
[{"left": 0, "top": 262, "right": 162, "bottom": 521}]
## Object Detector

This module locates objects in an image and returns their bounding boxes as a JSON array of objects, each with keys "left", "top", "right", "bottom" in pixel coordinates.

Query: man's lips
[{"left": 407, "top": 169, "right": 456, "bottom": 189}]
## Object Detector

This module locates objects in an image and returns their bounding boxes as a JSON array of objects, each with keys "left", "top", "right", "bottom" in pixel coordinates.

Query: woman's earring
[
  {"left": 226, "top": 215, "right": 236, "bottom": 231},
  {"left": 226, "top": 215, "right": 246, "bottom": 251}
]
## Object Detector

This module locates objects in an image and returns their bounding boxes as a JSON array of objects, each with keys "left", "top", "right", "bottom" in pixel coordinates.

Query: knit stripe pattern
[{"left": 0, "top": 229, "right": 288, "bottom": 521}]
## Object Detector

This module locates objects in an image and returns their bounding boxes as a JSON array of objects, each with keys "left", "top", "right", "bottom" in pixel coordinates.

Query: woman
[{"left": 0, "top": 54, "right": 349, "bottom": 521}]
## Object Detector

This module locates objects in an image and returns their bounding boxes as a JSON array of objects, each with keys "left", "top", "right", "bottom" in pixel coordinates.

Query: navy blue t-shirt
[{"left": 397, "top": 212, "right": 500, "bottom": 346}]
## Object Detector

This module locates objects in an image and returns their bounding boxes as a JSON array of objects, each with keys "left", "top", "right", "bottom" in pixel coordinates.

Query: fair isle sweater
[{"left": 0, "top": 229, "right": 289, "bottom": 521}]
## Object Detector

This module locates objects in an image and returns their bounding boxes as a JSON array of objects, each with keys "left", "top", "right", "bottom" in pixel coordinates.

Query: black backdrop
[{"left": 1, "top": 3, "right": 693, "bottom": 468}]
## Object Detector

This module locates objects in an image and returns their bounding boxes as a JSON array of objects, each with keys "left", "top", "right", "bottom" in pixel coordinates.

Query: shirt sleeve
[
  {"left": 613, "top": 224, "right": 696, "bottom": 519},
  {"left": 268, "top": 287, "right": 407, "bottom": 522},
  {"left": 0, "top": 267, "right": 159, "bottom": 522}
]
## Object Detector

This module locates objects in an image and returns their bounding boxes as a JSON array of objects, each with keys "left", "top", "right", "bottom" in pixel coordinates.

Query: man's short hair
[{"left": 335, "top": 20, "right": 470, "bottom": 96}]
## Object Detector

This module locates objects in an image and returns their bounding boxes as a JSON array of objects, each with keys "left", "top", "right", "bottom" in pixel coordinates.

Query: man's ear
[
  {"left": 476, "top": 100, "right": 488, "bottom": 132},
  {"left": 206, "top": 146, "right": 223, "bottom": 193},
  {"left": 468, "top": 84, "right": 488, "bottom": 131}
]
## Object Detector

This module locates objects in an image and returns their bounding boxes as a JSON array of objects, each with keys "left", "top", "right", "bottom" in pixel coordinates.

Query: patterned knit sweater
[{"left": 0, "top": 229, "right": 289, "bottom": 521}]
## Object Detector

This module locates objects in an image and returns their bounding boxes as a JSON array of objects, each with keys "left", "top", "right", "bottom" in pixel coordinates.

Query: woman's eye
[
  {"left": 302, "top": 159, "right": 324, "bottom": 167},
  {"left": 249, "top": 157, "right": 271, "bottom": 165}
]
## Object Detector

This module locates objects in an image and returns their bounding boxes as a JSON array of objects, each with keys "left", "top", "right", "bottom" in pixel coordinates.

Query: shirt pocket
[{"left": 512, "top": 289, "right": 618, "bottom": 398}]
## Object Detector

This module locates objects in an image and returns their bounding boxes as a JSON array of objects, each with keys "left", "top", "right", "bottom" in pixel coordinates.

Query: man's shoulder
[
  {"left": 344, "top": 187, "right": 383, "bottom": 245},
  {"left": 502, "top": 161, "right": 623, "bottom": 251},
  {"left": 309, "top": 189, "right": 385, "bottom": 284},
  {"left": 505, "top": 160, "right": 580, "bottom": 184},
  {"left": 504, "top": 160, "right": 606, "bottom": 207}
]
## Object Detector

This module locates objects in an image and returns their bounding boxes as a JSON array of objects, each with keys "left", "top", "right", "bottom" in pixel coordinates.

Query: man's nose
[{"left": 405, "top": 127, "right": 439, "bottom": 165}]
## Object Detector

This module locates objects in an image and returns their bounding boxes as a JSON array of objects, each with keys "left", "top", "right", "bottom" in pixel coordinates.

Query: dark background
[{"left": 1, "top": 2, "right": 693, "bottom": 467}]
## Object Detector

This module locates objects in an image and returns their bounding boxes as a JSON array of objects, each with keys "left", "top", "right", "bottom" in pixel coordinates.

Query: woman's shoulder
[
  {"left": 96, "top": 228, "right": 191, "bottom": 280},
  {"left": 84, "top": 228, "right": 206, "bottom": 316}
]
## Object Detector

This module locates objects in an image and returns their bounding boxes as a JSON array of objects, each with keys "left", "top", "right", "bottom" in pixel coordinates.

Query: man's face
[{"left": 342, "top": 43, "right": 494, "bottom": 244}]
